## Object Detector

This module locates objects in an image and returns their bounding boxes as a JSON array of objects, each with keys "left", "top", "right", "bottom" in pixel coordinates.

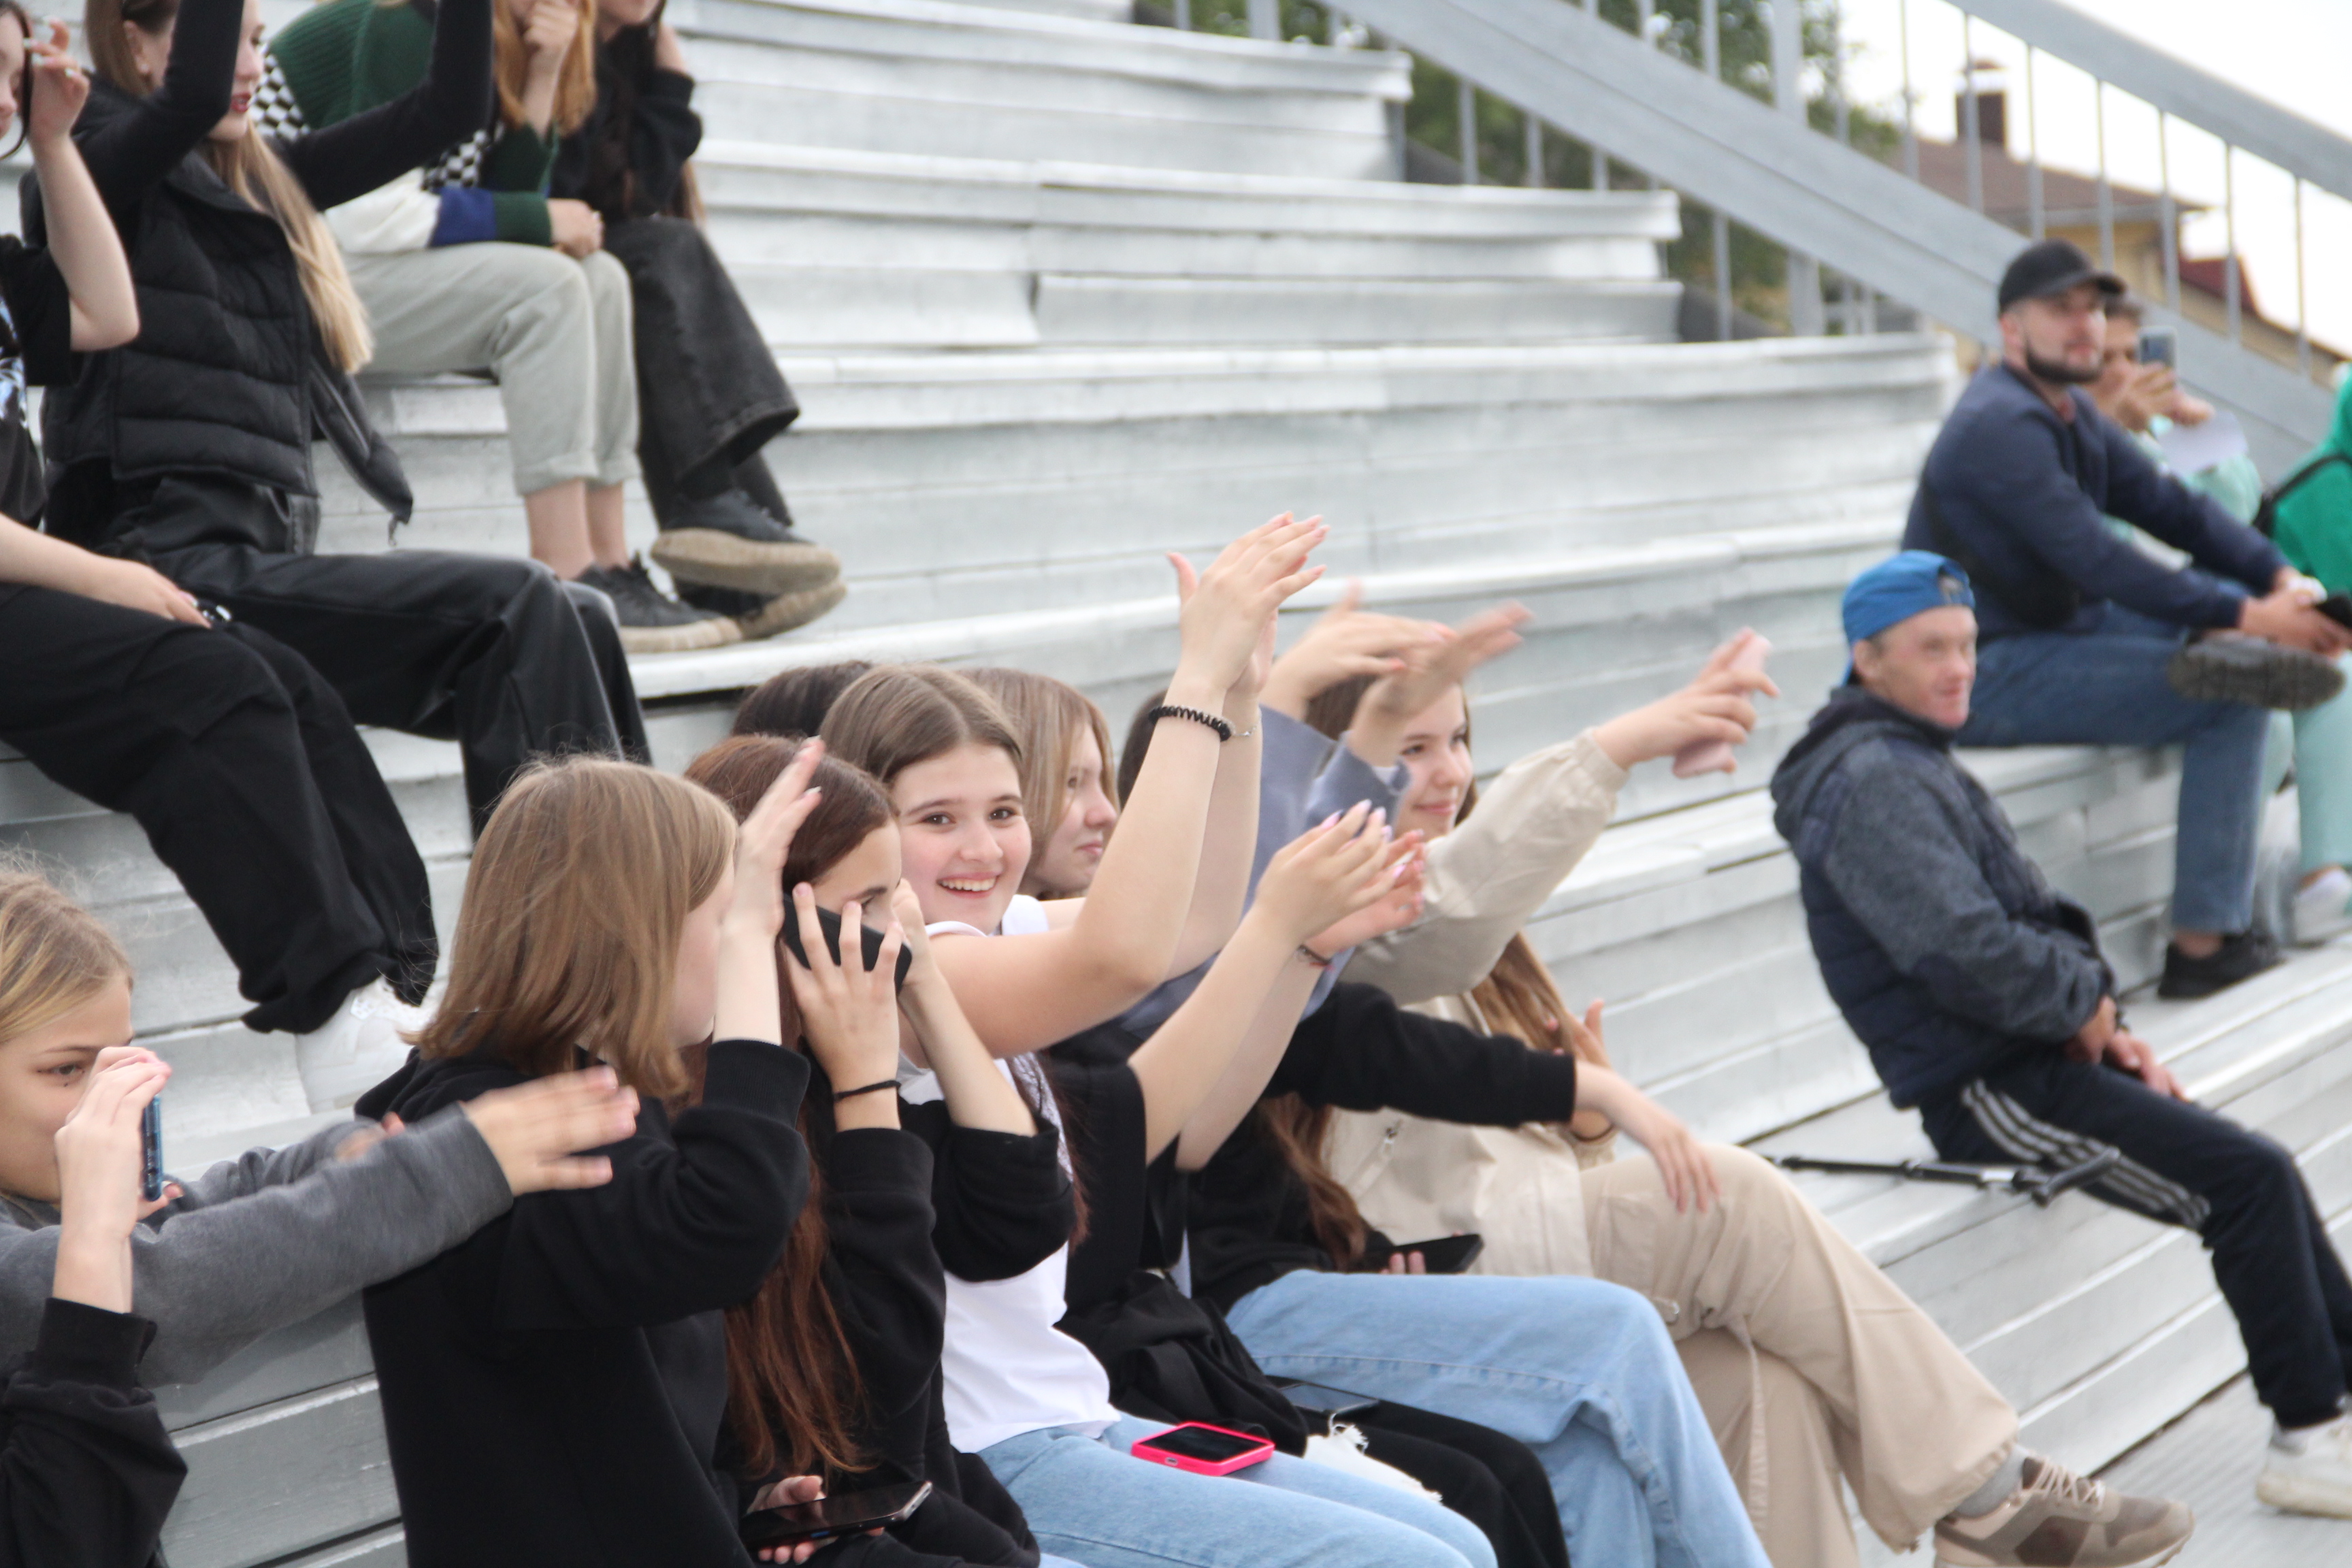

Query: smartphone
[
  {"left": 140, "top": 1097, "right": 164, "bottom": 1203},
  {"left": 1128, "top": 1422, "right": 1277, "bottom": 1476},
  {"left": 738, "top": 1479, "right": 932, "bottom": 1550},
  {"left": 2321, "top": 593, "right": 2352, "bottom": 630},
  {"left": 1672, "top": 634, "right": 1770, "bottom": 779},
  {"left": 2138, "top": 326, "right": 2178, "bottom": 371},
  {"left": 1386, "top": 1232, "right": 1485, "bottom": 1274},
  {"left": 782, "top": 901, "right": 915, "bottom": 989},
  {"left": 1273, "top": 1378, "right": 1382, "bottom": 1420}
]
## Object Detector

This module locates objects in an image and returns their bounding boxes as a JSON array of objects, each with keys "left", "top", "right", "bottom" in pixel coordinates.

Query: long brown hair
[
  {"left": 821, "top": 664, "right": 1024, "bottom": 789},
  {"left": 86, "top": 0, "right": 373, "bottom": 372},
  {"left": 582, "top": 0, "right": 702, "bottom": 220},
  {"left": 686, "top": 736, "right": 894, "bottom": 1481},
  {"left": 493, "top": 0, "right": 595, "bottom": 135},
  {"left": 408, "top": 758, "right": 735, "bottom": 1100},
  {"left": 967, "top": 668, "right": 1116, "bottom": 896},
  {"left": 731, "top": 660, "right": 875, "bottom": 741}
]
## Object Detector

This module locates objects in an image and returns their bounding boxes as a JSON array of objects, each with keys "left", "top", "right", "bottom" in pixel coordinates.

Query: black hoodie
[
  {"left": 355, "top": 1040, "right": 810, "bottom": 1568},
  {"left": 1768, "top": 686, "right": 2112, "bottom": 1107}
]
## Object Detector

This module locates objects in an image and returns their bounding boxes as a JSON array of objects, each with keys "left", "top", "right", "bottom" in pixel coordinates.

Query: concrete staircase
[{"left": 11, "top": 0, "right": 2340, "bottom": 1563}]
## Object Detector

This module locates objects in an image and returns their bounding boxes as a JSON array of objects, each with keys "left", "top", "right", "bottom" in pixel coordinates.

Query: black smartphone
[
  {"left": 739, "top": 1480, "right": 932, "bottom": 1550},
  {"left": 1390, "top": 1232, "right": 1485, "bottom": 1274},
  {"left": 2321, "top": 593, "right": 2352, "bottom": 630},
  {"left": 2137, "top": 325, "right": 2178, "bottom": 371},
  {"left": 140, "top": 1097, "right": 164, "bottom": 1203},
  {"left": 1273, "top": 1378, "right": 1382, "bottom": 1419},
  {"left": 783, "top": 901, "right": 915, "bottom": 989}
]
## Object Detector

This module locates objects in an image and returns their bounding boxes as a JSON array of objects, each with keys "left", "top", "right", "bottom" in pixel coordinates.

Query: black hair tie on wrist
[
  {"left": 833, "top": 1079, "right": 899, "bottom": 1103},
  {"left": 1148, "top": 703, "right": 1234, "bottom": 742}
]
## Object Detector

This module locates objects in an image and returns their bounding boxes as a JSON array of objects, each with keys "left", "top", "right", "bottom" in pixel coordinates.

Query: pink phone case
[
  {"left": 1672, "top": 634, "right": 1771, "bottom": 779},
  {"left": 1129, "top": 1422, "right": 1277, "bottom": 1477}
]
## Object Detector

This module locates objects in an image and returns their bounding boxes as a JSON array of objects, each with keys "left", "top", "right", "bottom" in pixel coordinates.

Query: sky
[{"left": 1829, "top": 0, "right": 2352, "bottom": 355}]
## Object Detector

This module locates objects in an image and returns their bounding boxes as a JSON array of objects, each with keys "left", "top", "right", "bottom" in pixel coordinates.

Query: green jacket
[
  {"left": 267, "top": 0, "right": 555, "bottom": 246},
  {"left": 2270, "top": 377, "right": 2352, "bottom": 595}
]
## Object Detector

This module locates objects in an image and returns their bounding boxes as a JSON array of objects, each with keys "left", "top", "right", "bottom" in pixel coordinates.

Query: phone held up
[
  {"left": 1128, "top": 1422, "right": 1277, "bottom": 1477},
  {"left": 140, "top": 1097, "right": 164, "bottom": 1203},
  {"left": 2138, "top": 325, "right": 2178, "bottom": 372},
  {"left": 738, "top": 1480, "right": 932, "bottom": 1550}
]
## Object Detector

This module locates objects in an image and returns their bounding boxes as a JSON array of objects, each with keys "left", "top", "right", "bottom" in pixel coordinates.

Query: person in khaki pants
[{"left": 1260, "top": 606, "right": 2194, "bottom": 1568}]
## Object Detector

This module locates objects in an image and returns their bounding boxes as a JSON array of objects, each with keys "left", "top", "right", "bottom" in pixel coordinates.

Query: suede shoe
[
  {"left": 2167, "top": 634, "right": 2345, "bottom": 711},
  {"left": 2156, "top": 930, "right": 2283, "bottom": 999},
  {"left": 651, "top": 489, "right": 842, "bottom": 597},
  {"left": 680, "top": 578, "right": 847, "bottom": 641},
  {"left": 1932, "top": 1455, "right": 2192, "bottom": 1567},
  {"left": 576, "top": 558, "right": 741, "bottom": 655}
]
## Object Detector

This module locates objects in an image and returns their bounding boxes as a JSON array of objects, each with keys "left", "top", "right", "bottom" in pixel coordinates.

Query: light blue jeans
[
  {"left": 1224, "top": 1270, "right": 1771, "bottom": 1568},
  {"left": 979, "top": 1412, "right": 1494, "bottom": 1568}
]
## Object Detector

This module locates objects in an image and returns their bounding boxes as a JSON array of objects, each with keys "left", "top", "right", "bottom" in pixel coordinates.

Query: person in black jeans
[
  {"left": 552, "top": 0, "right": 844, "bottom": 642},
  {"left": 35, "top": 0, "right": 647, "bottom": 857}
]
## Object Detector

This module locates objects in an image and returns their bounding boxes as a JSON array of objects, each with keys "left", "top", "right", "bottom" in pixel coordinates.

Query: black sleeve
[
  {"left": 73, "top": 0, "right": 240, "bottom": 218},
  {"left": 926, "top": 1116, "right": 1075, "bottom": 1286},
  {"left": 487, "top": 1041, "right": 813, "bottom": 1330},
  {"left": 0, "top": 1299, "right": 185, "bottom": 1568},
  {"left": 1271, "top": 982, "right": 1579, "bottom": 1125},
  {"left": 817, "top": 1129, "right": 945, "bottom": 1474},
  {"left": 0, "top": 239, "right": 71, "bottom": 388},
  {"left": 278, "top": 0, "right": 495, "bottom": 210},
  {"left": 629, "top": 69, "right": 702, "bottom": 214}
]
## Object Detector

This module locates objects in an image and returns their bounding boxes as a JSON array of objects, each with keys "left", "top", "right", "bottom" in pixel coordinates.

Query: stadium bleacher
[{"left": 3, "top": 0, "right": 2345, "bottom": 1560}]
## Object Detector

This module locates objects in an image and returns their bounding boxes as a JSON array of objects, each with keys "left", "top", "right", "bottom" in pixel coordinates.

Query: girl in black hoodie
[{"left": 358, "top": 751, "right": 825, "bottom": 1568}]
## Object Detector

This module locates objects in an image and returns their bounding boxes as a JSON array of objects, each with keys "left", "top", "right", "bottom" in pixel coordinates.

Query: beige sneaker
[{"left": 1933, "top": 1455, "right": 2193, "bottom": 1567}]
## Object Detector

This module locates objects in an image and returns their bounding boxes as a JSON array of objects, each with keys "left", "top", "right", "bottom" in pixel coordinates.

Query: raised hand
[
  {"left": 725, "top": 740, "right": 828, "bottom": 948},
  {"left": 1168, "top": 514, "right": 1328, "bottom": 702},
  {"left": 459, "top": 1068, "right": 639, "bottom": 1194},
  {"left": 1590, "top": 631, "right": 1780, "bottom": 771},
  {"left": 1304, "top": 834, "right": 1425, "bottom": 956},
  {"left": 1252, "top": 803, "right": 1399, "bottom": 945},
  {"left": 783, "top": 885, "right": 906, "bottom": 1102},
  {"left": 52, "top": 1047, "right": 177, "bottom": 1313},
  {"left": 24, "top": 18, "right": 88, "bottom": 146},
  {"left": 1344, "top": 603, "right": 1530, "bottom": 766},
  {"left": 1260, "top": 582, "right": 1446, "bottom": 720}
]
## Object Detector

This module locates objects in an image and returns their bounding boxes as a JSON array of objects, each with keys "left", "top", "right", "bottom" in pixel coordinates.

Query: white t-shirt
[{"left": 908, "top": 894, "right": 1120, "bottom": 1454}]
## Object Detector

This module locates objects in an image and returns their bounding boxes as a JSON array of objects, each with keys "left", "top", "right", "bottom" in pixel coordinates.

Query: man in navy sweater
[{"left": 1904, "top": 238, "right": 2351, "bottom": 998}]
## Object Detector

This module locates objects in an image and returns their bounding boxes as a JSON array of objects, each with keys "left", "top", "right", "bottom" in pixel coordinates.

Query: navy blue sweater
[{"left": 1901, "top": 364, "right": 2283, "bottom": 637}]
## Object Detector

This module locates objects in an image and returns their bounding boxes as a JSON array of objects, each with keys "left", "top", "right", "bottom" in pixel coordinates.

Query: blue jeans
[
  {"left": 981, "top": 1413, "right": 1495, "bottom": 1568},
  {"left": 1225, "top": 1271, "right": 1770, "bottom": 1568},
  {"left": 1961, "top": 606, "right": 2270, "bottom": 934}
]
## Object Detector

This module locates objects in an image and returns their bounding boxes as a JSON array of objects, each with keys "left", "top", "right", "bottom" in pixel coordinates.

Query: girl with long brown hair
[
  {"left": 966, "top": 668, "right": 1120, "bottom": 901},
  {"left": 687, "top": 734, "right": 1077, "bottom": 1568},
  {"left": 356, "top": 754, "right": 826, "bottom": 1567}
]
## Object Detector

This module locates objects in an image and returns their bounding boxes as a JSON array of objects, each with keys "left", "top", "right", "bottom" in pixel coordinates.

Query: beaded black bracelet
[
  {"left": 833, "top": 1078, "right": 899, "bottom": 1103},
  {"left": 1147, "top": 703, "right": 1235, "bottom": 742}
]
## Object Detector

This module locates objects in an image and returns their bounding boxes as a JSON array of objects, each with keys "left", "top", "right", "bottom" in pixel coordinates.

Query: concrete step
[{"left": 672, "top": 0, "right": 1409, "bottom": 178}]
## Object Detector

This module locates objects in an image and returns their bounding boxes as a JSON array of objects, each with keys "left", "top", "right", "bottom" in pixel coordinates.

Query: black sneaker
[
  {"left": 679, "top": 579, "right": 847, "bottom": 641},
  {"left": 2157, "top": 930, "right": 2284, "bottom": 999},
  {"left": 574, "top": 558, "right": 742, "bottom": 655},
  {"left": 2167, "top": 635, "right": 2346, "bottom": 711},
  {"left": 651, "top": 489, "right": 842, "bottom": 598}
]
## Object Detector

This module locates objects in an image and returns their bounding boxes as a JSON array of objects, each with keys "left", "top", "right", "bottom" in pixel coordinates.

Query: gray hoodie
[{"left": 0, "top": 1107, "right": 508, "bottom": 1386}]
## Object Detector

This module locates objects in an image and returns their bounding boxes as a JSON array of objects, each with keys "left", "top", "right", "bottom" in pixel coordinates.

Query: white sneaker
[
  {"left": 2257, "top": 1411, "right": 2352, "bottom": 1518},
  {"left": 2293, "top": 867, "right": 2352, "bottom": 945},
  {"left": 292, "top": 979, "right": 425, "bottom": 1113}
]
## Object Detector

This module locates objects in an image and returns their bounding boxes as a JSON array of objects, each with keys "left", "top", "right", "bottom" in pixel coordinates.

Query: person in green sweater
[{"left": 255, "top": 0, "right": 738, "bottom": 654}]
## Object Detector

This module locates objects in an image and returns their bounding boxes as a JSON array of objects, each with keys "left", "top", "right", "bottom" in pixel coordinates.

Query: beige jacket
[{"left": 1323, "top": 730, "right": 1627, "bottom": 1278}]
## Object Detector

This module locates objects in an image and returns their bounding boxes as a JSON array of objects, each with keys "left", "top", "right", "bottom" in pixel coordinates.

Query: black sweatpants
[
  {"left": 1354, "top": 1399, "right": 1569, "bottom": 1568},
  {"left": 1923, "top": 1051, "right": 2352, "bottom": 1428},
  {"left": 150, "top": 543, "right": 651, "bottom": 832},
  {"left": 0, "top": 584, "right": 433, "bottom": 1034}
]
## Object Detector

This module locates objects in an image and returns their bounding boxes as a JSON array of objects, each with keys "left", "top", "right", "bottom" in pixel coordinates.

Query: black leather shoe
[
  {"left": 653, "top": 489, "right": 841, "bottom": 596},
  {"left": 2157, "top": 930, "right": 2283, "bottom": 999}
]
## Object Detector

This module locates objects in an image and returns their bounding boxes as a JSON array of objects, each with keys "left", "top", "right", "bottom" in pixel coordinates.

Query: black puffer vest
[{"left": 32, "top": 82, "right": 408, "bottom": 551}]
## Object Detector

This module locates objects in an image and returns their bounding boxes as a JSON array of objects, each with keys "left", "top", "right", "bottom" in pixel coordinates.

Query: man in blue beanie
[
  {"left": 1771, "top": 551, "right": 2352, "bottom": 1516},
  {"left": 1903, "top": 237, "right": 2352, "bottom": 998}
]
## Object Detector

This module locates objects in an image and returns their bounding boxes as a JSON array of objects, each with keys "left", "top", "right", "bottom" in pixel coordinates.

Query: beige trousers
[{"left": 1580, "top": 1145, "right": 2019, "bottom": 1567}]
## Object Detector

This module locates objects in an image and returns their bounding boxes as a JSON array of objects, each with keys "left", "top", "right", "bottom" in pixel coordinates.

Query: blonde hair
[
  {"left": 410, "top": 759, "right": 736, "bottom": 1098},
  {"left": 86, "top": 0, "right": 373, "bottom": 372},
  {"left": 493, "top": 0, "right": 596, "bottom": 136},
  {"left": 0, "top": 868, "right": 130, "bottom": 1050},
  {"left": 966, "top": 669, "right": 1116, "bottom": 889}
]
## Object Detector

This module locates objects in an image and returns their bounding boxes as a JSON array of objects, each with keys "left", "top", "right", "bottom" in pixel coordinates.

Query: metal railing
[{"left": 1170, "top": 0, "right": 2348, "bottom": 467}]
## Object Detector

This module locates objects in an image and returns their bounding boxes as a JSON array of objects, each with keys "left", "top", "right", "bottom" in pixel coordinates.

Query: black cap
[{"left": 1997, "top": 238, "right": 2125, "bottom": 312}]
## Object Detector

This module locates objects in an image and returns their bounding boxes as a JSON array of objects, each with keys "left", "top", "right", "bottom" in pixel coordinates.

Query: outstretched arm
[
  {"left": 19, "top": 26, "right": 136, "bottom": 353},
  {"left": 70, "top": 0, "right": 240, "bottom": 218},
  {"left": 278, "top": 0, "right": 495, "bottom": 210}
]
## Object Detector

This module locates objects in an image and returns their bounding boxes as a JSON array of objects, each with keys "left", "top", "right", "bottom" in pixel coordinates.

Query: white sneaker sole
[{"left": 2257, "top": 1467, "right": 2352, "bottom": 1518}]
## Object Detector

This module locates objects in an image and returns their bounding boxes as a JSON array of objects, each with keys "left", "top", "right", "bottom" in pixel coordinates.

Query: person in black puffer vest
[{"left": 35, "top": 0, "right": 647, "bottom": 859}]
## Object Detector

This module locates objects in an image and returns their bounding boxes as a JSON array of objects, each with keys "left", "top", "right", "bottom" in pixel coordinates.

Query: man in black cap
[{"left": 1903, "top": 238, "right": 2352, "bottom": 1000}]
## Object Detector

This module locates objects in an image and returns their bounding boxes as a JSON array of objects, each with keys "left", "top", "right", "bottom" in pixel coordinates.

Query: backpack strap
[{"left": 2252, "top": 450, "right": 2352, "bottom": 538}]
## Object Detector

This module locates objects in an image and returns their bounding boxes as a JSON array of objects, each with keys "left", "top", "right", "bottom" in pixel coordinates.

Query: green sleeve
[
  {"left": 480, "top": 126, "right": 559, "bottom": 193},
  {"left": 2272, "top": 468, "right": 2352, "bottom": 594},
  {"left": 490, "top": 192, "right": 553, "bottom": 246}
]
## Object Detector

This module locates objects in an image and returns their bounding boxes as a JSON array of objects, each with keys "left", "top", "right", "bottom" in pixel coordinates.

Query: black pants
[
  {"left": 604, "top": 216, "right": 800, "bottom": 527},
  {"left": 0, "top": 584, "right": 433, "bottom": 1034},
  {"left": 149, "top": 542, "right": 651, "bottom": 832},
  {"left": 1924, "top": 1051, "right": 2352, "bottom": 1427},
  {"left": 1353, "top": 1401, "right": 1568, "bottom": 1568}
]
